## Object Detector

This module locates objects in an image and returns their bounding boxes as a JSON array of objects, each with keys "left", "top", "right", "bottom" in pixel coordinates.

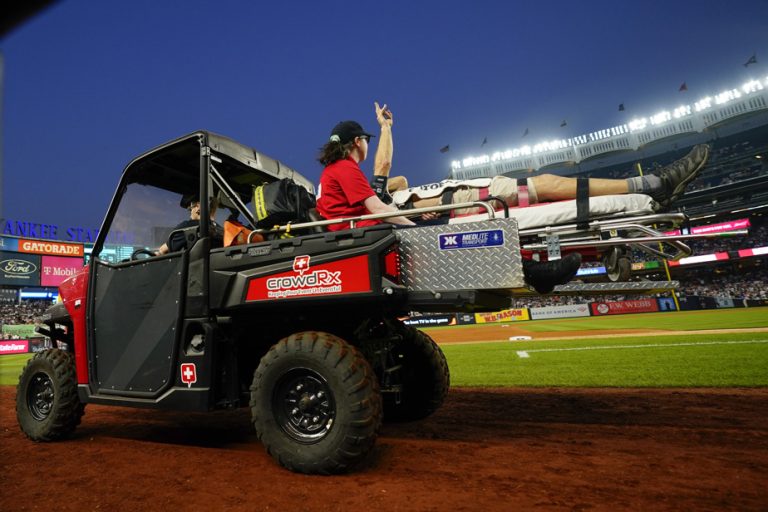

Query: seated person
[{"left": 156, "top": 194, "right": 223, "bottom": 255}]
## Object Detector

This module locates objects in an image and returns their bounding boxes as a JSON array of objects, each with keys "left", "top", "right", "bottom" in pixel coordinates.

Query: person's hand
[
  {"left": 420, "top": 212, "right": 441, "bottom": 221},
  {"left": 375, "top": 102, "right": 393, "bottom": 128}
]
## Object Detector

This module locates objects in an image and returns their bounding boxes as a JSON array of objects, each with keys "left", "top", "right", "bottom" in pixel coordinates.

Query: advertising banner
[
  {"left": 403, "top": 314, "right": 457, "bottom": 327},
  {"left": 715, "top": 297, "right": 735, "bottom": 309},
  {"left": 455, "top": 313, "right": 477, "bottom": 325},
  {"left": 677, "top": 296, "right": 701, "bottom": 311},
  {"left": 667, "top": 252, "right": 729, "bottom": 267},
  {"left": 738, "top": 246, "right": 768, "bottom": 258},
  {"left": 18, "top": 239, "right": 84, "bottom": 257},
  {"left": 591, "top": 299, "right": 659, "bottom": 316},
  {"left": 40, "top": 255, "right": 84, "bottom": 287},
  {"left": 474, "top": 308, "right": 529, "bottom": 323},
  {"left": 0, "top": 236, "right": 19, "bottom": 252},
  {"left": 665, "top": 218, "right": 750, "bottom": 236},
  {"left": 0, "top": 287, "right": 17, "bottom": 304},
  {"left": 657, "top": 297, "right": 677, "bottom": 311},
  {"left": 576, "top": 266, "right": 606, "bottom": 277},
  {"left": 530, "top": 304, "right": 591, "bottom": 320},
  {"left": 0, "top": 251, "right": 40, "bottom": 286},
  {"left": 0, "top": 339, "right": 30, "bottom": 355},
  {"left": 1, "top": 324, "right": 37, "bottom": 338}
]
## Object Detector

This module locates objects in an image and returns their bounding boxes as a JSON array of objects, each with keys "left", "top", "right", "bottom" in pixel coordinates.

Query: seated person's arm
[{"left": 363, "top": 195, "right": 415, "bottom": 226}]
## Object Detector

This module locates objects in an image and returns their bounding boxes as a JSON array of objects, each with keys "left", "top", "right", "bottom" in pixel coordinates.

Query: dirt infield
[{"left": 2, "top": 382, "right": 767, "bottom": 511}]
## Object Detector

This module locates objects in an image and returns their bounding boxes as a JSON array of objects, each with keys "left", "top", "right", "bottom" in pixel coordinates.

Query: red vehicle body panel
[{"left": 58, "top": 265, "right": 90, "bottom": 384}]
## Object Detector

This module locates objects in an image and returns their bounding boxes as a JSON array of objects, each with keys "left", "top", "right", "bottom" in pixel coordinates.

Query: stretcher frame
[{"left": 248, "top": 198, "right": 747, "bottom": 295}]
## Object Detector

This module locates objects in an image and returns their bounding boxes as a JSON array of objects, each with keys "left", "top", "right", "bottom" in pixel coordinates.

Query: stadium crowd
[{"left": 0, "top": 300, "right": 51, "bottom": 332}]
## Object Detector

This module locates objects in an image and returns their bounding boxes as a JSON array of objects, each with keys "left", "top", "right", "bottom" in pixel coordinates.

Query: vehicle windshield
[{"left": 95, "top": 183, "right": 188, "bottom": 262}]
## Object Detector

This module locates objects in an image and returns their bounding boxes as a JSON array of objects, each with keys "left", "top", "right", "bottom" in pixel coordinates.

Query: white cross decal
[{"left": 180, "top": 363, "right": 197, "bottom": 388}]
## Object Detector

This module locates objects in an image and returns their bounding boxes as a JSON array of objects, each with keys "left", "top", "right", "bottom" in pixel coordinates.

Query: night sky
[{"left": 1, "top": 0, "right": 766, "bottom": 236}]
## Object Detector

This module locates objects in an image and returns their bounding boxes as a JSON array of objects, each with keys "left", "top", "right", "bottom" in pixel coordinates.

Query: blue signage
[
  {"left": 576, "top": 266, "right": 607, "bottom": 276},
  {"left": 2, "top": 219, "right": 100, "bottom": 243},
  {"left": 438, "top": 229, "right": 504, "bottom": 250}
]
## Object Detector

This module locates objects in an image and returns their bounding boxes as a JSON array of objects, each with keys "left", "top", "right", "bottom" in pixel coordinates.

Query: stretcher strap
[
  {"left": 517, "top": 178, "right": 529, "bottom": 207},
  {"left": 441, "top": 189, "right": 455, "bottom": 218},
  {"left": 576, "top": 177, "right": 590, "bottom": 230}
]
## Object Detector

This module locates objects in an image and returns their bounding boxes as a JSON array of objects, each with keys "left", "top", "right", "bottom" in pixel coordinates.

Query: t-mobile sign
[{"left": 40, "top": 256, "right": 83, "bottom": 287}]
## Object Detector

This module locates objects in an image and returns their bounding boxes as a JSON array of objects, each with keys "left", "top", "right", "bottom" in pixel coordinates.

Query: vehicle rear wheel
[
  {"left": 383, "top": 323, "right": 450, "bottom": 422},
  {"left": 250, "top": 331, "right": 382, "bottom": 474},
  {"left": 16, "top": 349, "right": 85, "bottom": 441}
]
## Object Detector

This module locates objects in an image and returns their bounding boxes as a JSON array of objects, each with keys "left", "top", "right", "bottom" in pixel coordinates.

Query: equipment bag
[{"left": 253, "top": 179, "right": 316, "bottom": 229}]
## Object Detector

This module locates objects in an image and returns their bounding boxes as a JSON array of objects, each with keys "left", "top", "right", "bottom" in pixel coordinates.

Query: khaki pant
[{"left": 451, "top": 176, "right": 538, "bottom": 215}]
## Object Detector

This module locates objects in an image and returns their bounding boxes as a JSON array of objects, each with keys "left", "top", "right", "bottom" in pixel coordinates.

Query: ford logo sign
[{"left": 0, "top": 259, "right": 38, "bottom": 275}]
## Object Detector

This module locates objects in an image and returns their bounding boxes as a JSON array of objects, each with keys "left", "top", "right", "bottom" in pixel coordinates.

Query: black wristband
[{"left": 370, "top": 175, "right": 392, "bottom": 203}]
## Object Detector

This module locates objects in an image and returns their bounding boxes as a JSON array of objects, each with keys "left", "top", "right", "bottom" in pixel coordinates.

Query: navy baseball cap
[{"left": 330, "top": 120, "right": 375, "bottom": 145}]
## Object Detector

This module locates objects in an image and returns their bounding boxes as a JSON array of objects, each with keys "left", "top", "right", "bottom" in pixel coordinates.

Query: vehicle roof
[{"left": 123, "top": 130, "right": 315, "bottom": 194}]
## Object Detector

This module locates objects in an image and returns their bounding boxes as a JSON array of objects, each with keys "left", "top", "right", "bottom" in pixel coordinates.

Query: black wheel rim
[
  {"left": 27, "top": 372, "right": 55, "bottom": 421},
  {"left": 273, "top": 368, "right": 335, "bottom": 444}
]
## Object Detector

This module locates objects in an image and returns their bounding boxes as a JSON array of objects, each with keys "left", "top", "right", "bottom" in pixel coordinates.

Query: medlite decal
[
  {"left": 438, "top": 229, "right": 504, "bottom": 250},
  {"left": 246, "top": 255, "right": 371, "bottom": 301}
]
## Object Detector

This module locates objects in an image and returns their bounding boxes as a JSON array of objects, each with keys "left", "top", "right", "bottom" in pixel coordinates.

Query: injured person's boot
[
  {"left": 522, "top": 253, "right": 583, "bottom": 294},
  {"left": 650, "top": 144, "right": 710, "bottom": 210}
]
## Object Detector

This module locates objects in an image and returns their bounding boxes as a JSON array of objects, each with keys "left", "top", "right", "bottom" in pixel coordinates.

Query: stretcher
[{"left": 248, "top": 195, "right": 747, "bottom": 299}]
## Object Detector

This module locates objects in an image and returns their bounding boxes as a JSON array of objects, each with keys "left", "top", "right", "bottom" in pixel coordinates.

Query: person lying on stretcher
[{"left": 315, "top": 103, "right": 710, "bottom": 293}]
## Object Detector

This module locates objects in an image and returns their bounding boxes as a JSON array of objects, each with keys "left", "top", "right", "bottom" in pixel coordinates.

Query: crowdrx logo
[
  {"left": 247, "top": 254, "right": 370, "bottom": 301},
  {"left": 265, "top": 255, "right": 342, "bottom": 298}
]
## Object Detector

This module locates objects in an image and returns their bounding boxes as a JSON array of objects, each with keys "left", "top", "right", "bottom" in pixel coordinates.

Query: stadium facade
[{"left": 449, "top": 77, "right": 768, "bottom": 182}]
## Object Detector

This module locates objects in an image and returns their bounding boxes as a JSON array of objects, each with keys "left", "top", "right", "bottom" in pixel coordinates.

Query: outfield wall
[{"left": 403, "top": 296, "right": 768, "bottom": 326}]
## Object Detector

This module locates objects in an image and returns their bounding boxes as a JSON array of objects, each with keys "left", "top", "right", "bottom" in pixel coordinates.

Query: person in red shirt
[{"left": 316, "top": 102, "right": 415, "bottom": 231}]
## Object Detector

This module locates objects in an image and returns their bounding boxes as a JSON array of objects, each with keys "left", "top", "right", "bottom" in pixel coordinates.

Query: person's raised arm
[
  {"left": 373, "top": 102, "right": 393, "bottom": 177},
  {"left": 363, "top": 195, "right": 415, "bottom": 226}
]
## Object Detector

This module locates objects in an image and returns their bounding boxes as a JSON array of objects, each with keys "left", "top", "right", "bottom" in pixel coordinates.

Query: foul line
[{"left": 516, "top": 339, "right": 768, "bottom": 358}]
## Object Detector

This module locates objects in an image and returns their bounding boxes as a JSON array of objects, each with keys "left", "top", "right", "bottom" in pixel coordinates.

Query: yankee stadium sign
[
  {"left": 2, "top": 219, "right": 130, "bottom": 244},
  {"left": 2, "top": 219, "right": 99, "bottom": 243}
]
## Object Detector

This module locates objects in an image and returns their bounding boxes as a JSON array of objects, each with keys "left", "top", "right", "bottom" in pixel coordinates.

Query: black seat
[{"left": 307, "top": 208, "right": 326, "bottom": 233}]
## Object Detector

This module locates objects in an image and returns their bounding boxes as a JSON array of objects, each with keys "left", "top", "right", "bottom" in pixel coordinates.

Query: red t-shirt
[{"left": 317, "top": 157, "right": 381, "bottom": 231}]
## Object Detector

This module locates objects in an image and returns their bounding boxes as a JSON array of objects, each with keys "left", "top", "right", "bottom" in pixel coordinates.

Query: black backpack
[{"left": 253, "top": 178, "right": 316, "bottom": 229}]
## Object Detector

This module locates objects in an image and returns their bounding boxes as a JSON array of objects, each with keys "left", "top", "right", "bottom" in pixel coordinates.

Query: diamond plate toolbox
[{"left": 396, "top": 218, "right": 524, "bottom": 291}]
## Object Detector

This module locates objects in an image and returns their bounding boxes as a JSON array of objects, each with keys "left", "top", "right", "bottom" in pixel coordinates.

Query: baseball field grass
[
  {"left": 434, "top": 308, "right": 768, "bottom": 387},
  {"left": 1, "top": 308, "right": 767, "bottom": 387}
]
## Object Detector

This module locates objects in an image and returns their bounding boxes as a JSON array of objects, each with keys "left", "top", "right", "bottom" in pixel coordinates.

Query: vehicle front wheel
[
  {"left": 250, "top": 332, "right": 382, "bottom": 474},
  {"left": 16, "top": 349, "right": 85, "bottom": 441}
]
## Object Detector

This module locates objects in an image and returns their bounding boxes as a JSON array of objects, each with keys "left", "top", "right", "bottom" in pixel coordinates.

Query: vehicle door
[{"left": 86, "top": 182, "right": 193, "bottom": 397}]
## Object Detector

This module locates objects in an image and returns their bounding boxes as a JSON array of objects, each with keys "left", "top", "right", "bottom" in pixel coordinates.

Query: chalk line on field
[{"left": 515, "top": 339, "right": 768, "bottom": 358}]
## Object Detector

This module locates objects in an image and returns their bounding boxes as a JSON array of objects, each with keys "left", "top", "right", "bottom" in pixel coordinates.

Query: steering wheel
[{"left": 131, "top": 248, "right": 157, "bottom": 260}]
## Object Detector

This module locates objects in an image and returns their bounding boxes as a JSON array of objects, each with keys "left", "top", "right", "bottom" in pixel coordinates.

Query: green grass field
[
  {"left": 441, "top": 332, "right": 768, "bottom": 387},
  {"left": 429, "top": 308, "right": 768, "bottom": 387},
  {"left": 0, "top": 353, "right": 32, "bottom": 386},
  {"left": 2, "top": 308, "right": 767, "bottom": 387}
]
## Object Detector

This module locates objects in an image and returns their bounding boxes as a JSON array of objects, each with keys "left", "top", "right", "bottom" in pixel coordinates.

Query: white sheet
[{"left": 448, "top": 194, "right": 656, "bottom": 230}]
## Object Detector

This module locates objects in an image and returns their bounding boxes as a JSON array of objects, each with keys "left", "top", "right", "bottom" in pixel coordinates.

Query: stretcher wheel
[{"left": 603, "top": 248, "right": 632, "bottom": 282}]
